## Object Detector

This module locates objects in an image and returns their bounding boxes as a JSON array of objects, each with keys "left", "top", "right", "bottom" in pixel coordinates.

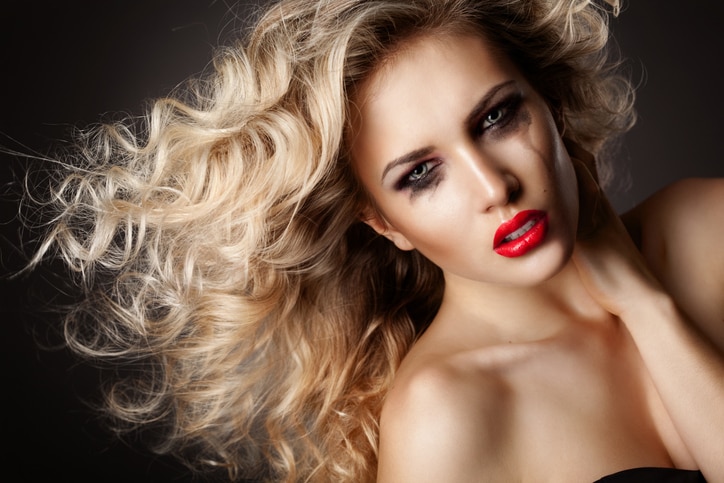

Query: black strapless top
[{"left": 595, "top": 467, "right": 706, "bottom": 482}]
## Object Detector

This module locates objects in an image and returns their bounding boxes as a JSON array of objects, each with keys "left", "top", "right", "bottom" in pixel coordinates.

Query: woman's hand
[
  {"left": 566, "top": 141, "right": 724, "bottom": 480},
  {"left": 566, "top": 139, "right": 665, "bottom": 318}
]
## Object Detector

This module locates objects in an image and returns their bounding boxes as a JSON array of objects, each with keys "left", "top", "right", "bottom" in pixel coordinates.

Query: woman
[{"left": 22, "top": 0, "right": 724, "bottom": 481}]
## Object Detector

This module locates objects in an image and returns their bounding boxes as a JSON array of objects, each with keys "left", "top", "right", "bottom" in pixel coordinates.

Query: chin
[{"left": 524, "top": 240, "right": 574, "bottom": 287}]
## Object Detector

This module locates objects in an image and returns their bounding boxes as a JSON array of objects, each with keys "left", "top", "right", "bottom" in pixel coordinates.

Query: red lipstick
[{"left": 493, "top": 210, "right": 548, "bottom": 258}]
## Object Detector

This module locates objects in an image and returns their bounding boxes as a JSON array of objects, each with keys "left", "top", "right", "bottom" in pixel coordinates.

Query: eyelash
[
  {"left": 395, "top": 159, "right": 442, "bottom": 192},
  {"left": 473, "top": 93, "right": 522, "bottom": 138},
  {"left": 395, "top": 93, "right": 523, "bottom": 193}
]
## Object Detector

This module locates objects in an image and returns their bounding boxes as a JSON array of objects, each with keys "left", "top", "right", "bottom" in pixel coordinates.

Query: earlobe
[{"left": 360, "top": 208, "right": 415, "bottom": 251}]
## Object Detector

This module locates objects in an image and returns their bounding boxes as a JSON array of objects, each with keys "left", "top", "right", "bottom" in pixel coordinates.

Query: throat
[{"left": 436, "top": 262, "right": 612, "bottom": 347}]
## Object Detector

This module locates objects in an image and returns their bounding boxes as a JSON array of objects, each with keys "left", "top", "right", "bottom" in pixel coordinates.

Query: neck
[{"left": 433, "top": 260, "right": 609, "bottom": 346}]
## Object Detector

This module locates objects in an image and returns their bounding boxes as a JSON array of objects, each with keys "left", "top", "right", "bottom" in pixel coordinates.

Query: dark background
[{"left": 1, "top": 1, "right": 723, "bottom": 481}]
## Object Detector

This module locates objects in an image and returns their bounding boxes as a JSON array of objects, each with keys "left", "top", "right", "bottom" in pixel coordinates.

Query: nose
[{"left": 456, "top": 143, "right": 520, "bottom": 212}]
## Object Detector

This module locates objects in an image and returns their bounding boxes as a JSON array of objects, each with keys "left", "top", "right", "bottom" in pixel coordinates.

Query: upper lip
[{"left": 493, "top": 210, "right": 546, "bottom": 248}]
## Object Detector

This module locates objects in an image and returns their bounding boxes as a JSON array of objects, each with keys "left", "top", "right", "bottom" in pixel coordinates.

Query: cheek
[
  {"left": 398, "top": 205, "right": 460, "bottom": 244},
  {"left": 546, "top": 130, "right": 577, "bottom": 198},
  {"left": 556, "top": 158, "right": 580, "bottom": 231},
  {"left": 541, "top": 133, "right": 579, "bottom": 231},
  {"left": 554, "top": 152, "right": 576, "bottom": 189},
  {"left": 391, "top": 197, "right": 467, "bottom": 252}
]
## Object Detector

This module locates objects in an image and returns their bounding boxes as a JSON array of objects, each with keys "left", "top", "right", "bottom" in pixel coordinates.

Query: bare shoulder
[
  {"left": 626, "top": 177, "right": 724, "bottom": 221},
  {"left": 377, "top": 354, "right": 513, "bottom": 482},
  {"left": 623, "top": 177, "right": 724, "bottom": 270},
  {"left": 623, "top": 177, "right": 724, "bottom": 347}
]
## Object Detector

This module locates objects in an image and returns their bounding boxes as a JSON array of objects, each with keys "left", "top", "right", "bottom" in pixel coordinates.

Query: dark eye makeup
[
  {"left": 395, "top": 159, "right": 443, "bottom": 192},
  {"left": 394, "top": 91, "right": 525, "bottom": 194},
  {"left": 472, "top": 92, "right": 523, "bottom": 138}
]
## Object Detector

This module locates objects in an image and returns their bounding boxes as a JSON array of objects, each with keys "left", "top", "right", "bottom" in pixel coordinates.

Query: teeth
[{"left": 503, "top": 219, "right": 536, "bottom": 243}]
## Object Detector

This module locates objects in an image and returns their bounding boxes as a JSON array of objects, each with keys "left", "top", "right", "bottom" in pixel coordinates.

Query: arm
[
  {"left": 572, "top": 171, "right": 724, "bottom": 480},
  {"left": 624, "top": 178, "right": 724, "bottom": 352}
]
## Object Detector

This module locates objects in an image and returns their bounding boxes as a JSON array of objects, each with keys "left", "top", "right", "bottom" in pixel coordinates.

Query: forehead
[{"left": 361, "top": 33, "right": 508, "bottom": 95}]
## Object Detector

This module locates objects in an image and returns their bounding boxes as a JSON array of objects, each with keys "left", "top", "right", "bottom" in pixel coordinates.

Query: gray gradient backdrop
[{"left": 1, "top": 1, "right": 722, "bottom": 481}]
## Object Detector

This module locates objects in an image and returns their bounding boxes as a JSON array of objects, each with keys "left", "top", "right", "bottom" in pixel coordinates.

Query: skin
[{"left": 349, "top": 34, "right": 724, "bottom": 482}]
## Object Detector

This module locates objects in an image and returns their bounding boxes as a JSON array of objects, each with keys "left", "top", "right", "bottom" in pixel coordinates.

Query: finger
[
  {"left": 571, "top": 156, "right": 604, "bottom": 239},
  {"left": 563, "top": 137, "right": 598, "bottom": 182}
]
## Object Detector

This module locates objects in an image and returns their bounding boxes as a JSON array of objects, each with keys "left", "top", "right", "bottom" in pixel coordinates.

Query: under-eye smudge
[
  {"left": 396, "top": 159, "right": 444, "bottom": 196},
  {"left": 474, "top": 92, "right": 530, "bottom": 142},
  {"left": 395, "top": 90, "right": 530, "bottom": 198}
]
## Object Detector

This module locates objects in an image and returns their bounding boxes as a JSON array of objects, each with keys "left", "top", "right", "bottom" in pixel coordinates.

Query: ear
[{"left": 360, "top": 207, "right": 415, "bottom": 251}]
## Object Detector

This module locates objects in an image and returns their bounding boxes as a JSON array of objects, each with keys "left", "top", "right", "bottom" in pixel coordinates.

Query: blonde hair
[{"left": 28, "top": 0, "right": 633, "bottom": 481}]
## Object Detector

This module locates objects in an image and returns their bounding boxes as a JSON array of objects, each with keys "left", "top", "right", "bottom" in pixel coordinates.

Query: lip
[{"left": 493, "top": 210, "right": 549, "bottom": 258}]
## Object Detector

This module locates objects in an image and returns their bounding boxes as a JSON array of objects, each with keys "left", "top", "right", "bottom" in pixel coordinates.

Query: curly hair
[{"left": 26, "top": 0, "right": 633, "bottom": 481}]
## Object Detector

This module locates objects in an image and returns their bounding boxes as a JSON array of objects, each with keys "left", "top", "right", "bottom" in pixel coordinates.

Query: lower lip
[{"left": 494, "top": 212, "right": 549, "bottom": 258}]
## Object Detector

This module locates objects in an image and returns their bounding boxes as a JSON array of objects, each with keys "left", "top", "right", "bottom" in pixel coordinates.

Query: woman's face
[{"left": 349, "top": 34, "right": 579, "bottom": 288}]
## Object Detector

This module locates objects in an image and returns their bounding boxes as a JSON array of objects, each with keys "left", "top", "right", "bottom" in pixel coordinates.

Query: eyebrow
[
  {"left": 380, "top": 146, "right": 435, "bottom": 182},
  {"left": 464, "top": 79, "right": 517, "bottom": 127},
  {"left": 379, "top": 80, "right": 518, "bottom": 183}
]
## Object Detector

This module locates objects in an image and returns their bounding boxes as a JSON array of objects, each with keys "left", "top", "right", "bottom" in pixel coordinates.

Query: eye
[
  {"left": 395, "top": 159, "right": 442, "bottom": 192},
  {"left": 408, "top": 162, "right": 430, "bottom": 181},
  {"left": 474, "top": 93, "right": 524, "bottom": 137},
  {"left": 482, "top": 107, "right": 506, "bottom": 129}
]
